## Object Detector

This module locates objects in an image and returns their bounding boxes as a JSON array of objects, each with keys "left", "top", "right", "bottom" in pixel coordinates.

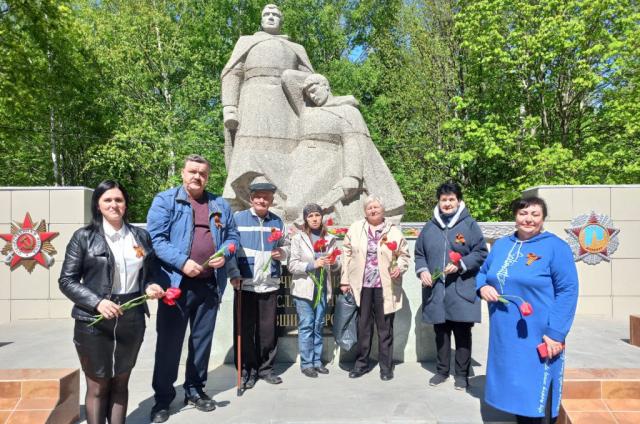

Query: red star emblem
[{"left": 0, "top": 213, "right": 59, "bottom": 272}]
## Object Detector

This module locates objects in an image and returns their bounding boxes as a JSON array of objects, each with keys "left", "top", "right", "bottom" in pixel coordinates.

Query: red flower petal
[
  {"left": 386, "top": 241, "right": 398, "bottom": 251},
  {"left": 520, "top": 302, "right": 533, "bottom": 316},
  {"left": 449, "top": 251, "right": 463, "bottom": 265}
]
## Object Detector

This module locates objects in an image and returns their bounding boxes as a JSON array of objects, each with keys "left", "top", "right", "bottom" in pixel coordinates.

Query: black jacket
[
  {"left": 415, "top": 203, "right": 488, "bottom": 324},
  {"left": 58, "top": 224, "right": 156, "bottom": 322}
]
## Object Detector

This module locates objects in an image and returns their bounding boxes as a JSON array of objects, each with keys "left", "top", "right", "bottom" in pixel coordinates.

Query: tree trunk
[{"left": 152, "top": 0, "right": 175, "bottom": 178}]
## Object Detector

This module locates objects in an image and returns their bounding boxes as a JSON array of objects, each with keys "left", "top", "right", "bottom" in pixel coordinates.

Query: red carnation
[
  {"left": 313, "top": 238, "right": 328, "bottom": 252},
  {"left": 449, "top": 251, "right": 462, "bottom": 265},
  {"left": 228, "top": 243, "right": 236, "bottom": 254},
  {"left": 267, "top": 228, "right": 283, "bottom": 243},
  {"left": 328, "top": 248, "right": 342, "bottom": 263},
  {"left": 520, "top": 302, "right": 533, "bottom": 316},
  {"left": 386, "top": 241, "right": 398, "bottom": 251},
  {"left": 326, "top": 217, "right": 334, "bottom": 226},
  {"left": 163, "top": 287, "right": 182, "bottom": 306}
]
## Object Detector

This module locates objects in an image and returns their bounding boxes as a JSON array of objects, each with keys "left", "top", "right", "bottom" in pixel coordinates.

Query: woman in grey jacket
[
  {"left": 287, "top": 204, "right": 340, "bottom": 378},
  {"left": 415, "top": 182, "right": 487, "bottom": 390}
]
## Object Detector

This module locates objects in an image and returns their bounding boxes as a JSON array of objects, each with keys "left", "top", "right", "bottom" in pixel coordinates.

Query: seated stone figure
[{"left": 281, "top": 71, "right": 404, "bottom": 225}]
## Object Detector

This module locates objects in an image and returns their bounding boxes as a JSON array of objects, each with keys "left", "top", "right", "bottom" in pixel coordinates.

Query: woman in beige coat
[
  {"left": 288, "top": 204, "right": 340, "bottom": 378},
  {"left": 340, "top": 195, "right": 410, "bottom": 381}
]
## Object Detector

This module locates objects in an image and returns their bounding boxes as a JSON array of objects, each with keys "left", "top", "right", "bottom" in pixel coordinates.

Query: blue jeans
[{"left": 294, "top": 288, "right": 327, "bottom": 369}]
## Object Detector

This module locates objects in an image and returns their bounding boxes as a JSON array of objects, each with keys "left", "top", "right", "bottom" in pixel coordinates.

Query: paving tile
[
  {"left": 20, "top": 381, "right": 59, "bottom": 399},
  {"left": 564, "top": 411, "right": 616, "bottom": 423},
  {"left": 604, "top": 398, "right": 640, "bottom": 411},
  {"left": 613, "top": 411, "right": 640, "bottom": 424},
  {"left": 562, "top": 381, "right": 601, "bottom": 399},
  {"left": 561, "top": 399, "right": 607, "bottom": 412},
  {"left": 0, "top": 411, "right": 12, "bottom": 424},
  {"left": 609, "top": 369, "right": 640, "bottom": 379},
  {"left": 0, "top": 383, "right": 20, "bottom": 399},
  {"left": 0, "top": 398, "right": 18, "bottom": 410},
  {"left": 6, "top": 410, "right": 51, "bottom": 424},
  {"left": 14, "top": 398, "right": 57, "bottom": 411},
  {"left": 601, "top": 381, "right": 640, "bottom": 399}
]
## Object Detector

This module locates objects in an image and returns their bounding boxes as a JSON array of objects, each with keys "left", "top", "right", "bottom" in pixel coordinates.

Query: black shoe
[
  {"left": 244, "top": 374, "right": 257, "bottom": 389},
  {"left": 315, "top": 366, "right": 329, "bottom": 375},
  {"left": 429, "top": 373, "right": 449, "bottom": 386},
  {"left": 242, "top": 370, "right": 257, "bottom": 389},
  {"left": 348, "top": 368, "right": 367, "bottom": 379},
  {"left": 302, "top": 368, "right": 318, "bottom": 378},
  {"left": 261, "top": 373, "right": 283, "bottom": 384},
  {"left": 184, "top": 390, "right": 216, "bottom": 412},
  {"left": 380, "top": 371, "right": 394, "bottom": 381},
  {"left": 454, "top": 376, "right": 469, "bottom": 390},
  {"left": 150, "top": 404, "right": 170, "bottom": 423}
]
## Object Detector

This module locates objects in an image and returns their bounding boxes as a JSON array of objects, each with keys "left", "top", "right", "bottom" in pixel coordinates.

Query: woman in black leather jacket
[{"left": 59, "top": 180, "right": 164, "bottom": 424}]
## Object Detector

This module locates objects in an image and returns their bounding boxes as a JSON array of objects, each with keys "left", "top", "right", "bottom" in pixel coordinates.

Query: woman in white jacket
[{"left": 288, "top": 204, "right": 340, "bottom": 378}]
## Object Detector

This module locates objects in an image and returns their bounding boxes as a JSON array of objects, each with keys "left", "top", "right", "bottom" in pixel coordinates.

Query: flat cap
[{"left": 249, "top": 182, "right": 277, "bottom": 193}]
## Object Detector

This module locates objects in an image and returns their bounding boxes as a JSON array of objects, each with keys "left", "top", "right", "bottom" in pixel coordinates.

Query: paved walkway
[{"left": 1, "top": 316, "right": 639, "bottom": 423}]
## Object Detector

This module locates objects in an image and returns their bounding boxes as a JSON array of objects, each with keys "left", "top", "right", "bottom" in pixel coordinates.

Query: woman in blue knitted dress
[{"left": 477, "top": 197, "right": 579, "bottom": 424}]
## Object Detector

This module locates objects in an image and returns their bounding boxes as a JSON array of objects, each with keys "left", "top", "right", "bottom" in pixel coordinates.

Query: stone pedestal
[
  {"left": 560, "top": 368, "right": 640, "bottom": 424},
  {"left": 0, "top": 368, "right": 80, "bottom": 424},
  {"left": 631, "top": 315, "right": 640, "bottom": 347}
]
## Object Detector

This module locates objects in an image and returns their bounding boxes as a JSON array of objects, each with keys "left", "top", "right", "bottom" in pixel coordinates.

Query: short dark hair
[
  {"left": 511, "top": 196, "right": 548, "bottom": 219},
  {"left": 436, "top": 181, "right": 463, "bottom": 201},
  {"left": 183, "top": 154, "right": 211, "bottom": 170},
  {"left": 88, "top": 180, "right": 130, "bottom": 231}
]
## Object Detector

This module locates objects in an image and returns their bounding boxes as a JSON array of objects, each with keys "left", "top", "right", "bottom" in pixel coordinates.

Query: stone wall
[
  {"left": 0, "top": 187, "right": 92, "bottom": 324},
  {"left": 522, "top": 185, "right": 640, "bottom": 320}
]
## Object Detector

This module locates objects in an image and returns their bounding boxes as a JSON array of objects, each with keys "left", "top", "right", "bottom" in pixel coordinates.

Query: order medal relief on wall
[
  {"left": 565, "top": 211, "right": 620, "bottom": 265},
  {"left": 0, "top": 212, "right": 59, "bottom": 273}
]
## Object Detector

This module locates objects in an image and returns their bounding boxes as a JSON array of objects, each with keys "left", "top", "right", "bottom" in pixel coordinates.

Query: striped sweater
[{"left": 228, "top": 208, "right": 290, "bottom": 293}]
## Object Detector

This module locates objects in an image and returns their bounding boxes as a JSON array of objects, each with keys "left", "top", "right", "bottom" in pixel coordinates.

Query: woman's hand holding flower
[
  {"left": 145, "top": 284, "right": 165, "bottom": 300},
  {"left": 96, "top": 299, "right": 123, "bottom": 320},
  {"left": 443, "top": 263, "right": 459, "bottom": 275},
  {"left": 390, "top": 267, "right": 401, "bottom": 279},
  {"left": 419, "top": 271, "right": 433, "bottom": 287},
  {"left": 314, "top": 256, "right": 330, "bottom": 268},
  {"left": 479, "top": 285, "right": 500, "bottom": 302}
]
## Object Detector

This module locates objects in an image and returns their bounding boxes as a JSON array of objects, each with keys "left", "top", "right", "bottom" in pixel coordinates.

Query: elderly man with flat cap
[{"left": 227, "top": 181, "right": 290, "bottom": 387}]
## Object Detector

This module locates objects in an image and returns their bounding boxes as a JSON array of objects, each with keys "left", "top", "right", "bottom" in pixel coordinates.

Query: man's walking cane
[{"left": 235, "top": 281, "right": 243, "bottom": 396}]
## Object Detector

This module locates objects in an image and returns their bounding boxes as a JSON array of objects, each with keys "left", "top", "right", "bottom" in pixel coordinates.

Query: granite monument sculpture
[{"left": 221, "top": 4, "right": 405, "bottom": 224}]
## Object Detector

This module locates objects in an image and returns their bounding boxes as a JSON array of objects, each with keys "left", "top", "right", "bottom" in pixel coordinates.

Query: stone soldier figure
[
  {"left": 281, "top": 71, "right": 405, "bottom": 225},
  {"left": 221, "top": 4, "right": 314, "bottom": 213}
]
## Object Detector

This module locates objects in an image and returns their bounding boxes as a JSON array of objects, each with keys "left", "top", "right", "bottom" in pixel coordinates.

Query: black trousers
[
  {"left": 354, "top": 287, "right": 395, "bottom": 374},
  {"left": 434, "top": 320, "right": 473, "bottom": 377},
  {"left": 152, "top": 280, "right": 219, "bottom": 405},
  {"left": 233, "top": 290, "right": 278, "bottom": 377}
]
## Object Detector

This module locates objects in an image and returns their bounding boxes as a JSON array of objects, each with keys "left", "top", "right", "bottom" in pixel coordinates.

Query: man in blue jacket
[
  {"left": 227, "top": 181, "right": 289, "bottom": 388},
  {"left": 147, "top": 154, "right": 240, "bottom": 423}
]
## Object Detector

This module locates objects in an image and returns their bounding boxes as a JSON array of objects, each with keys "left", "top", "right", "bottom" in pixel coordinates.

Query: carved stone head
[
  {"left": 261, "top": 4, "right": 283, "bottom": 35},
  {"left": 303, "top": 74, "right": 331, "bottom": 106}
]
